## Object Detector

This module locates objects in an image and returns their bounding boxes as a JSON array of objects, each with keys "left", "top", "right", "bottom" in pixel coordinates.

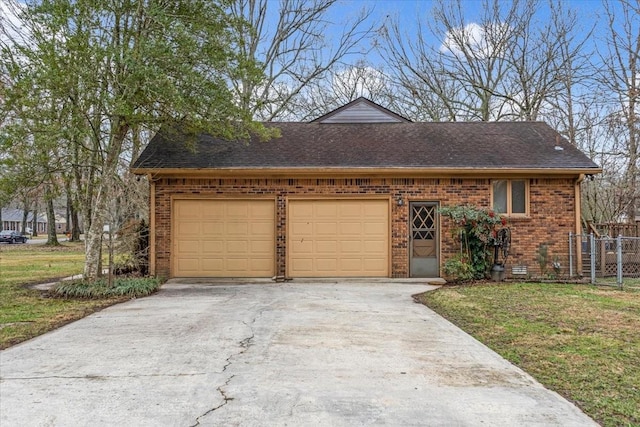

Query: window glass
[
  {"left": 511, "top": 180, "right": 526, "bottom": 214},
  {"left": 492, "top": 180, "right": 507, "bottom": 213}
]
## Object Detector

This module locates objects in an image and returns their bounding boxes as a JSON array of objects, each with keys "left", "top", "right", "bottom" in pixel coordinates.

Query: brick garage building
[{"left": 132, "top": 98, "right": 600, "bottom": 279}]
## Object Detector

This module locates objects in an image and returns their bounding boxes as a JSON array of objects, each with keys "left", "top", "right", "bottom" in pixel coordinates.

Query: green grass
[
  {"left": 0, "top": 242, "right": 156, "bottom": 349},
  {"left": 417, "top": 283, "right": 640, "bottom": 427}
]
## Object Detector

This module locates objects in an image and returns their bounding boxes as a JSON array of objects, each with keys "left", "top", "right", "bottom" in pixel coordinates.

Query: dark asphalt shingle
[{"left": 132, "top": 121, "right": 600, "bottom": 171}]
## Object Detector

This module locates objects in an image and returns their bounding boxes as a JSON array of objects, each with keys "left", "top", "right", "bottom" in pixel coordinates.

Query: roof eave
[{"left": 131, "top": 166, "right": 602, "bottom": 179}]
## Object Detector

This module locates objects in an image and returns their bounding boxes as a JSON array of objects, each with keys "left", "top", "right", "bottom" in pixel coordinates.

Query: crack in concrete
[
  {"left": 190, "top": 374, "right": 235, "bottom": 427},
  {"left": 189, "top": 302, "right": 266, "bottom": 427},
  {"left": 0, "top": 372, "right": 207, "bottom": 381}
]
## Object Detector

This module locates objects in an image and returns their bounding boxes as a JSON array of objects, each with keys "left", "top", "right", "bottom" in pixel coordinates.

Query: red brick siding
[{"left": 152, "top": 177, "right": 576, "bottom": 278}]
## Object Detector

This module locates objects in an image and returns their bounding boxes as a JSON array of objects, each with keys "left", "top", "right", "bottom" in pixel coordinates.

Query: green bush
[
  {"left": 439, "top": 204, "right": 507, "bottom": 281},
  {"left": 51, "top": 277, "right": 162, "bottom": 299},
  {"left": 443, "top": 254, "right": 476, "bottom": 281}
]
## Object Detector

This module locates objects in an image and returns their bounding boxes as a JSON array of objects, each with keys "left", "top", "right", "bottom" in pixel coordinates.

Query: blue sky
[{"left": 324, "top": 0, "right": 617, "bottom": 67}]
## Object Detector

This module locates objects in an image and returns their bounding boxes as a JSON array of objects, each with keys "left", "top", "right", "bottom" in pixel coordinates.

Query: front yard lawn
[
  {"left": 417, "top": 283, "right": 640, "bottom": 427},
  {"left": 0, "top": 242, "right": 128, "bottom": 349}
]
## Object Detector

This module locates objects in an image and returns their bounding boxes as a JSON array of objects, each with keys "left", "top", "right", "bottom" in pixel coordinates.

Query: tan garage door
[
  {"left": 173, "top": 199, "right": 275, "bottom": 277},
  {"left": 288, "top": 199, "right": 389, "bottom": 277}
]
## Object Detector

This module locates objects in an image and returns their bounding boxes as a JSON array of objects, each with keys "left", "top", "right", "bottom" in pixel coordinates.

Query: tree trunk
[
  {"left": 84, "top": 222, "right": 103, "bottom": 278},
  {"left": 45, "top": 188, "right": 59, "bottom": 246},
  {"left": 71, "top": 206, "right": 81, "bottom": 241},
  {"left": 66, "top": 189, "right": 71, "bottom": 236},
  {"left": 84, "top": 121, "right": 127, "bottom": 279},
  {"left": 32, "top": 204, "right": 38, "bottom": 237},
  {"left": 21, "top": 199, "right": 29, "bottom": 235}
]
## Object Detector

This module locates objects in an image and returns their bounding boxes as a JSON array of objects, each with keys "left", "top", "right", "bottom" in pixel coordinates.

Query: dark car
[{"left": 0, "top": 230, "right": 28, "bottom": 244}]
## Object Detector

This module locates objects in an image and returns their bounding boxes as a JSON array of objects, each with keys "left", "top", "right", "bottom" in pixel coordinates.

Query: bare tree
[
  {"left": 378, "top": 0, "right": 588, "bottom": 123},
  {"left": 228, "top": 0, "right": 374, "bottom": 121},
  {"left": 285, "top": 61, "right": 402, "bottom": 120},
  {"left": 596, "top": 0, "right": 640, "bottom": 222}
]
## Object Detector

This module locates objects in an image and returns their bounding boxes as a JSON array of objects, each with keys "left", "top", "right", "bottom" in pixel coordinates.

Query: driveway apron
[{"left": 0, "top": 281, "right": 597, "bottom": 426}]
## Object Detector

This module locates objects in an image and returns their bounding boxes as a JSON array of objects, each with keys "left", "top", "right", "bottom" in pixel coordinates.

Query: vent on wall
[{"left": 512, "top": 265, "right": 528, "bottom": 275}]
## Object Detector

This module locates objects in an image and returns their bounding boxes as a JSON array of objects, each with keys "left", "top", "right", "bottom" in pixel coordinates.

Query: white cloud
[{"left": 440, "top": 21, "right": 510, "bottom": 59}]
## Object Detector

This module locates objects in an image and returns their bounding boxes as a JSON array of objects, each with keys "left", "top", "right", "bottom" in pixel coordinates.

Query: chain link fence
[{"left": 569, "top": 233, "right": 640, "bottom": 289}]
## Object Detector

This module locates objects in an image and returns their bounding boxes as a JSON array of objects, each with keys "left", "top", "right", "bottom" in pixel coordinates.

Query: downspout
[
  {"left": 575, "top": 174, "right": 585, "bottom": 276},
  {"left": 148, "top": 174, "right": 156, "bottom": 277}
]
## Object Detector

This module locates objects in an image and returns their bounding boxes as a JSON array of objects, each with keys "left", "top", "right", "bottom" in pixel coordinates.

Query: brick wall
[{"left": 152, "top": 176, "right": 577, "bottom": 279}]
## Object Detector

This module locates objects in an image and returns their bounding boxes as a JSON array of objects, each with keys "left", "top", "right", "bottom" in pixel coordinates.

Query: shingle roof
[
  {"left": 1, "top": 208, "right": 47, "bottom": 222},
  {"left": 132, "top": 121, "right": 600, "bottom": 173}
]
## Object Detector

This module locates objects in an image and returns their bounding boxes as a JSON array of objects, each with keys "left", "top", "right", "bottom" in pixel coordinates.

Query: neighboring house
[
  {"left": 1, "top": 208, "right": 47, "bottom": 233},
  {"left": 131, "top": 98, "right": 601, "bottom": 279},
  {"left": 1, "top": 208, "right": 67, "bottom": 234}
]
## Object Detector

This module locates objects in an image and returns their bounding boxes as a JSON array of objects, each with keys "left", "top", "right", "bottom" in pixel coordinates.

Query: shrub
[
  {"left": 443, "top": 254, "right": 476, "bottom": 281},
  {"left": 51, "top": 277, "right": 162, "bottom": 299},
  {"left": 439, "top": 204, "right": 507, "bottom": 281}
]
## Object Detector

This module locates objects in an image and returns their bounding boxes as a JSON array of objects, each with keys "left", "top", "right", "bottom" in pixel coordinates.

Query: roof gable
[{"left": 311, "top": 97, "right": 411, "bottom": 123}]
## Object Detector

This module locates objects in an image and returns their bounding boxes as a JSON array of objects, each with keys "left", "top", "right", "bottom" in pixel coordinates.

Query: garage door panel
[
  {"left": 251, "top": 222, "right": 273, "bottom": 235},
  {"left": 340, "top": 240, "right": 362, "bottom": 253},
  {"left": 176, "top": 201, "right": 201, "bottom": 219},
  {"left": 316, "top": 204, "right": 338, "bottom": 217},
  {"left": 173, "top": 200, "right": 274, "bottom": 277},
  {"left": 226, "top": 222, "right": 249, "bottom": 235},
  {"left": 364, "top": 222, "right": 386, "bottom": 234},
  {"left": 291, "top": 239, "right": 312, "bottom": 253},
  {"left": 290, "top": 258, "right": 313, "bottom": 272},
  {"left": 316, "top": 240, "right": 337, "bottom": 253},
  {"left": 201, "top": 204, "right": 224, "bottom": 219},
  {"left": 291, "top": 221, "right": 312, "bottom": 235},
  {"left": 177, "top": 222, "right": 201, "bottom": 235},
  {"left": 291, "top": 202, "right": 313, "bottom": 216},
  {"left": 288, "top": 200, "right": 389, "bottom": 277},
  {"left": 177, "top": 240, "right": 200, "bottom": 253},
  {"left": 316, "top": 259, "right": 338, "bottom": 271},
  {"left": 315, "top": 222, "right": 338, "bottom": 235},
  {"left": 201, "top": 259, "right": 224, "bottom": 272},
  {"left": 339, "top": 222, "right": 362, "bottom": 234},
  {"left": 250, "top": 258, "right": 274, "bottom": 271},
  {"left": 176, "top": 258, "right": 199, "bottom": 272},
  {"left": 364, "top": 240, "right": 386, "bottom": 252},
  {"left": 226, "top": 240, "right": 248, "bottom": 253},
  {"left": 250, "top": 203, "right": 273, "bottom": 216},
  {"left": 202, "top": 222, "right": 223, "bottom": 235},
  {"left": 251, "top": 240, "right": 273, "bottom": 253},
  {"left": 339, "top": 204, "right": 362, "bottom": 217},
  {"left": 340, "top": 259, "right": 363, "bottom": 271},
  {"left": 226, "top": 204, "right": 249, "bottom": 217},
  {"left": 363, "top": 259, "right": 387, "bottom": 273},
  {"left": 226, "top": 259, "right": 249, "bottom": 271}
]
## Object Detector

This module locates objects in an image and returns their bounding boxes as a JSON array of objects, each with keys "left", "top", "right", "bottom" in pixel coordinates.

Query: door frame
[{"left": 408, "top": 201, "right": 440, "bottom": 278}]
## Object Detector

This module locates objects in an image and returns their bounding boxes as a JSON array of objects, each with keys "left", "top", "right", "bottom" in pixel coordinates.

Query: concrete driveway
[{"left": 1, "top": 281, "right": 596, "bottom": 426}]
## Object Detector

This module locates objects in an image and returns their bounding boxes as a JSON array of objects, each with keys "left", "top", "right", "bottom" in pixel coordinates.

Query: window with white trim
[{"left": 492, "top": 180, "right": 528, "bottom": 215}]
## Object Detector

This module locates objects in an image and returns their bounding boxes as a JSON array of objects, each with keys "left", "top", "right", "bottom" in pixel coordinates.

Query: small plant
[
  {"left": 443, "top": 254, "right": 475, "bottom": 281},
  {"left": 537, "top": 243, "right": 549, "bottom": 276}
]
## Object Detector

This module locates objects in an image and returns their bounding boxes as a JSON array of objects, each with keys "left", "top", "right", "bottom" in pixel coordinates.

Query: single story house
[
  {"left": 131, "top": 98, "right": 601, "bottom": 279},
  {"left": 1, "top": 208, "right": 47, "bottom": 234}
]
